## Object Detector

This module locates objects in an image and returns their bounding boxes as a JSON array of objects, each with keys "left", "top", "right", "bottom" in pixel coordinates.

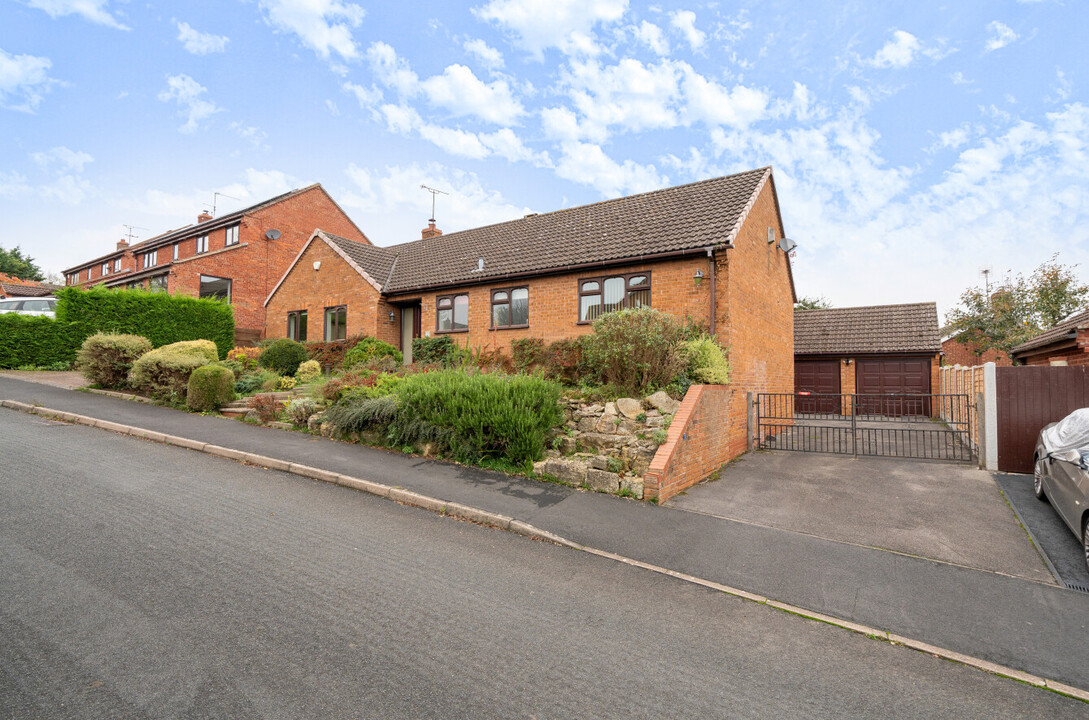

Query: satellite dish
[
  {"left": 265, "top": 229, "right": 281, "bottom": 241},
  {"left": 780, "top": 237, "right": 798, "bottom": 253}
]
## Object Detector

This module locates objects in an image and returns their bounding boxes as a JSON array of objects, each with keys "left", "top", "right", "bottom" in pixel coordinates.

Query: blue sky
[{"left": 1, "top": 0, "right": 1086, "bottom": 319}]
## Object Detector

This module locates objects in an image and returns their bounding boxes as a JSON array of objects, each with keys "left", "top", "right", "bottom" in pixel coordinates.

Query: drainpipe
[{"left": 706, "top": 247, "right": 716, "bottom": 336}]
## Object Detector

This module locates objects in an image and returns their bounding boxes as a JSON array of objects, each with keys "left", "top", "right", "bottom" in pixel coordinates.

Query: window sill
[
  {"left": 435, "top": 329, "right": 469, "bottom": 334},
  {"left": 489, "top": 324, "right": 530, "bottom": 331}
]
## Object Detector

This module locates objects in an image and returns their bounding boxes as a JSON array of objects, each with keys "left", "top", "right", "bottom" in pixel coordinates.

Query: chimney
[
  {"left": 116, "top": 238, "right": 129, "bottom": 251},
  {"left": 197, "top": 210, "right": 213, "bottom": 223},
  {"left": 421, "top": 220, "right": 442, "bottom": 240}
]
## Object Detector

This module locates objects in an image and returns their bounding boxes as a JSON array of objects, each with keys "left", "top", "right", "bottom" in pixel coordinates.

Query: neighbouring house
[
  {"left": 941, "top": 334, "right": 1012, "bottom": 367},
  {"left": 0, "top": 273, "right": 60, "bottom": 299},
  {"left": 61, "top": 184, "right": 369, "bottom": 344},
  {"left": 266, "top": 166, "right": 797, "bottom": 461},
  {"left": 1010, "top": 308, "right": 1089, "bottom": 366},
  {"left": 794, "top": 303, "right": 941, "bottom": 413}
]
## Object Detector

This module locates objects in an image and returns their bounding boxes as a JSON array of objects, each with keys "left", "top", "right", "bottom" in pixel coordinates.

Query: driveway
[
  {"left": 0, "top": 370, "right": 86, "bottom": 390},
  {"left": 667, "top": 451, "right": 1055, "bottom": 584}
]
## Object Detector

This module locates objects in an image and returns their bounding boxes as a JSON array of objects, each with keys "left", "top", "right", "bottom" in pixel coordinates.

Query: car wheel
[{"left": 1033, "top": 455, "right": 1048, "bottom": 501}]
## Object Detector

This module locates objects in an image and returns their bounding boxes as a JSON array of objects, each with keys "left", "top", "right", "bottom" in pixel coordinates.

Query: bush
[
  {"left": 285, "top": 398, "right": 318, "bottom": 426},
  {"left": 186, "top": 364, "right": 236, "bottom": 412},
  {"left": 323, "top": 395, "right": 399, "bottom": 434},
  {"left": 277, "top": 375, "right": 297, "bottom": 390},
  {"left": 226, "top": 347, "right": 260, "bottom": 372},
  {"left": 54, "top": 285, "right": 234, "bottom": 359},
  {"left": 685, "top": 335, "right": 731, "bottom": 384},
  {"left": 541, "top": 337, "right": 588, "bottom": 384},
  {"left": 344, "top": 336, "right": 402, "bottom": 369},
  {"left": 511, "top": 338, "right": 546, "bottom": 372},
  {"left": 583, "top": 309, "right": 688, "bottom": 395},
  {"left": 0, "top": 315, "right": 84, "bottom": 369},
  {"left": 249, "top": 395, "right": 282, "bottom": 423},
  {"left": 338, "top": 372, "right": 406, "bottom": 405},
  {"left": 235, "top": 370, "right": 278, "bottom": 395},
  {"left": 320, "top": 370, "right": 377, "bottom": 403},
  {"left": 158, "top": 339, "right": 219, "bottom": 364},
  {"left": 295, "top": 359, "right": 321, "bottom": 383},
  {"left": 389, "top": 369, "right": 564, "bottom": 464},
  {"left": 130, "top": 349, "right": 207, "bottom": 401},
  {"left": 75, "top": 333, "right": 152, "bottom": 388},
  {"left": 259, "top": 338, "right": 308, "bottom": 376},
  {"left": 412, "top": 336, "right": 460, "bottom": 365},
  {"left": 304, "top": 334, "right": 367, "bottom": 370}
]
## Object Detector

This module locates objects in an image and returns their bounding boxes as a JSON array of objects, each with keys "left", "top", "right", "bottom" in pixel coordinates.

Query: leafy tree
[
  {"left": 943, "top": 255, "right": 1088, "bottom": 355},
  {"left": 795, "top": 295, "right": 832, "bottom": 310},
  {"left": 0, "top": 246, "right": 45, "bottom": 281}
]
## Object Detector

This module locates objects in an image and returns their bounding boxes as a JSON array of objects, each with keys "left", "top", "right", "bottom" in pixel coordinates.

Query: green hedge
[
  {"left": 0, "top": 314, "right": 84, "bottom": 368},
  {"left": 55, "top": 286, "right": 234, "bottom": 359}
]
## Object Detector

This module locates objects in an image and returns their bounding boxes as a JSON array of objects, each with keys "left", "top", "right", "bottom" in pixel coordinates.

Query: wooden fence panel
[{"left": 996, "top": 366, "right": 1089, "bottom": 473}]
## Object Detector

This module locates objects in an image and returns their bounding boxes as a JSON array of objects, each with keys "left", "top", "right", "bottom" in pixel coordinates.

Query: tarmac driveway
[{"left": 667, "top": 451, "right": 1055, "bottom": 584}]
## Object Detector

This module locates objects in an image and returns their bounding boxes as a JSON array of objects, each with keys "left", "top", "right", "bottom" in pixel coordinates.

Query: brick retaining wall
[{"left": 643, "top": 384, "right": 735, "bottom": 502}]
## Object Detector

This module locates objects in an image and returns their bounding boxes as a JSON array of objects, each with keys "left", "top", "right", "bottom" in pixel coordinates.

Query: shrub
[
  {"left": 75, "top": 333, "right": 152, "bottom": 389},
  {"left": 219, "top": 358, "right": 246, "bottom": 379},
  {"left": 235, "top": 370, "right": 278, "bottom": 395},
  {"left": 344, "top": 336, "right": 402, "bottom": 369},
  {"left": 320, "top": 370, "right": 377, "bottom": 403},
  {"left": 159, "top": 339, "right": 219, "bottom": 363},
  {"left": 511, "top": 338, "right": 546, "bottom": 372},
  {"left": 54, "top": 285, "right": 234, "bottom": 359},
  {"left": 295, "top": 359, "right": 321, "bottom": 383},
  {"left": 412, "top": 336, "right": 459, "bottom": 365},
  {"left": 338, "top": 372, "right": 406, "bottom": 404},
  {"left": 278, "top": 375, "right": 297, "bottom": 390},
  {"left": 249, "top": 395, "right": 283, "bottom": 423},
  {"left": 541, "top": 337, "right": 587, "bottom": 384},
  {"left": 186, "top": 364, "right": 236, "bottom": 412},
  {"left": 389, "top": 369, "right": 564, "bottom": 464},
  {"left": 583, "top": 309, "right": 688, "bottom": 395},
  {"left": 0, "top": 315, "right": 84, "bottom": 369},
  {"left": 323, "top": 395, "right": 400, "bottom": 434},
  {"left": 259, "top": 338, "right": 308, "bottom": 376},
  {"left": 130, "top": 349, "right": 207, "bottom": 401},
  {"left": 684, "top": 335, "right": 731, "bottom": 384},
  {"left": 469, "top": 346, "right": 513, "bottom": 373},
  {"left": 304, "top": 334, "right": 367, "bottom": 370},
  {"left": 285, "top": 398, "right": 317, "bottom": 426},
  {"left": 226, "top": 347, "right": 260, "bottom": 372}
]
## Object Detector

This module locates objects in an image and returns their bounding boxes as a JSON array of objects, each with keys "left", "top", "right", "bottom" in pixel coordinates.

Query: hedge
[
  {"left": 55, "top": 286, "right": 234, "bottom": 359},
  {"left": 0, "top": 314, "right": 84, "bottom": 368}
]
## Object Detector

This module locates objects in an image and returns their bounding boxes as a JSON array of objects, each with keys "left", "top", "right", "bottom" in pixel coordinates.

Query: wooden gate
[{"left": 996, "top": 366, "right": 1089, "bottom": 473}]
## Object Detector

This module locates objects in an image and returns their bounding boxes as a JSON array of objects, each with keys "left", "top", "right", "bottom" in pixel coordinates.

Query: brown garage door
[
  {"left": 795, "top": 359, "right": 841, "bottom": 414},
  {"left": 856, "top": 357, "right": 931, "bottom": 416}
]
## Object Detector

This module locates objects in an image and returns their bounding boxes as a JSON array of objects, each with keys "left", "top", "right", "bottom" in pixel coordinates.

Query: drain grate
[{"left": 1065, "top": 582, "right": 1089, "bottom": 594}]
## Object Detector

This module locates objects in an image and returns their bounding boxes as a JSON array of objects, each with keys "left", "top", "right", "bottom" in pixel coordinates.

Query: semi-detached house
[
  {"left": 61, "top": 184, "right": 369, "bottom": 344},
  {"left": 266, "top": 166, "right": 797, "bottom": 466}
]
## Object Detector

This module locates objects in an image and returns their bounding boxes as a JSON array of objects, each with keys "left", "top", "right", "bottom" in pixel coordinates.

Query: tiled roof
[
  {"left": 321, "top": 167, "right": 772, "bottom": 294},
  {"left": 0, "top": 273, "right": 59, "bottom": 297},
  {"left": 1011, "top": 308, "right": 1089, "bottom": 355},
  {"left": 795, "top": 303, "right": 941, "bottom": 355}
]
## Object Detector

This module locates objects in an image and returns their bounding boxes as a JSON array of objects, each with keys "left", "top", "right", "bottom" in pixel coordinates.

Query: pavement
[
  {"left": 6, "top": 409, "right": 1084, "bottom": 719},
  {"left": 668, "top": 451, "right": 1054, "bottom": 583},
  {"left": 2, "top": 373, "right": 1089, "bottom": 696}
]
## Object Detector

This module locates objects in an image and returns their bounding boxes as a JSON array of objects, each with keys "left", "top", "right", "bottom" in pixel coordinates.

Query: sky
[{"left": 1, "top": 0, "right": 1087, "bottom": 321}]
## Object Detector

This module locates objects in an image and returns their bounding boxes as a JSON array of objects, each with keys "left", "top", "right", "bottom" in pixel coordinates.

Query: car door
[
  {"left": 0, "top": 299, "right": 23, "bottom": 314},
  {"left": 1048, "top": 451, "right": 1083, "bottom": 533},
  {"left": 19, "top": 299, "right": 54, "bottom": 316}
]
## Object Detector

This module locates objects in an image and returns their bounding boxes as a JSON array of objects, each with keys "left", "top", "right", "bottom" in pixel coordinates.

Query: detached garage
[{"left": 794, "top": 303, "right": 942, "bottom": 414}]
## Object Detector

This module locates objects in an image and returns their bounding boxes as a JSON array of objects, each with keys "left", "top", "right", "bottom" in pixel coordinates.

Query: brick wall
[
  {"left": 942, "top": 337, "right": 1012, "bottom": 366},
  {"left": 644, "top": 384, "right": 734, "bottom": 502},
  {"left": 1019, "top": 330, "right": 1089, "bottom": 366}
]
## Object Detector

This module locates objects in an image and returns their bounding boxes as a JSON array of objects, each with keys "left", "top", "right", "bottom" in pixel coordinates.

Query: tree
[
  {"left": 795, "top": 295, "right": 832, "bottom": 310},
  {"left": 0, "top": 246, "right": 45, "bottom": 281},
  {"left": 943, "top": 255, "right": 1089, "bottom": 355}
]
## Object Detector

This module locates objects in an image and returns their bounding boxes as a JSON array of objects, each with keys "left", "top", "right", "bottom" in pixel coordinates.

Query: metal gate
[{"left": 755, "top": 393, "right": 975, "bottom": 462}]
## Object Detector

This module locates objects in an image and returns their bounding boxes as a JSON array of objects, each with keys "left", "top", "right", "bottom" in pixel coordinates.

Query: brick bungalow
[
  {"left": 61, "top": 184, "right": 368, "bottom": 344},
  {"left": 1010, "top": 308, "right": 1089, "bottom": 366},
  {"left": 266, "top": 166, "right": 797, "bottom": 475},
  {"left": 794, "top": 303, "right": 941, "bottom": 414},
  {"left": 941, "top": 334, "right": 1012, "bottom": 367}
]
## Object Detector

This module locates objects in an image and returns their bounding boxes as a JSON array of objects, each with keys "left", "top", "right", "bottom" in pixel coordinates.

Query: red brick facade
[
  {"left": 941, "top": 336, "right": 1012, "bottom": 367},
  {"left": 644, "top": 385, "right": 735, "bottom": 502},
  {"left": 1018, "top": 329, "right": 1089, "bottom": 366},
  {"left": 62, "top": 185, "right": 367, "bottom": 341}
]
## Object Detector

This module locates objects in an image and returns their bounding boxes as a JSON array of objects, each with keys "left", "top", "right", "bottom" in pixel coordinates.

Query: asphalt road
[{"left": 0, "top": 409, "right": 1083, "bottom": 718}]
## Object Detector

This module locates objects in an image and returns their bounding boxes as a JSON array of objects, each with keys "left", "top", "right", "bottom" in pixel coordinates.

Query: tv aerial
[{"left": 420, "top": 184, "right": 449, "bottom": 222}]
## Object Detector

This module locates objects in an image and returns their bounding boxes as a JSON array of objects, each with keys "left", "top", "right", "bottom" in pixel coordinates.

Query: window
[
  {"left": 173, "top": 243, "right": 180, "bottom": 261},
  {"left": 287, "top": 310, "right": 308, "bottom": 341},
  {"left": 142, "top": 250, "right": 157, "bottom": 269},
  {"left": 113, "top": 258, "right": 122, "bottom": 272},
  {"left": 436, "top": 294, "right": 468, "bottom": 332},
  {"left": 67, "top": 273, "right": 78, "bottom": 285},
  {"left": 196, "top": 235, "right": 209, "bottom": 254},
  {"left": 578, "top": 272, "right": 651, "bottom": 323},
  {"left": 86, "top": 268, "right": 92, "bottom": 280},
  {"left": 126, "top": 281, "right": 141, "bottom": 290},
  {"left": 148, "top": 275, "right": 167, "bottom": 293},
  {"left": 491, "top": 287, "right": 529, "bottom": 329},
  {"left": 102, "top": 263, "right": 110, "bottom": 276},
  {"left": 324, "top": 306, "right": 346, "bottom": 341},
  {"left": 199, "top": 274, "right": 231, "bottom": 302},
  {"left": 225, "top": 224, "right": 239, "bottom": 246}
]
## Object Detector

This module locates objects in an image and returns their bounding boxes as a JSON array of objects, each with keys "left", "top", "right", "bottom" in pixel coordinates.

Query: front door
[{"left": 400, "top": 305, "right": 421, "bottom": 363}]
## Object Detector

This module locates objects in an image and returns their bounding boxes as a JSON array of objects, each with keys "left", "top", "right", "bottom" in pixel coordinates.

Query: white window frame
[
  {"left": 102, "top": 263, "right": 109, "bottom": 276},
  {"left": 196, "top": 235, "right": 209, "bottom": 254},
  {"left": 173, "top": 243, "right": 180, "bottom": 261},
  {"left": 225, "top": 224, "right": 239, "bottom": 246},
  {"left": 142, "top": 250, "right": 157, "bottom": 269},
  {"left": 113, "top": 258, "right": 122, "bottom": 272}
]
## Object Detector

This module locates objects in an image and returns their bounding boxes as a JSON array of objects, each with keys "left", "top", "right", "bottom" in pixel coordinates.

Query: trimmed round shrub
[
  {"left": 295, "top": 359, "right": 321, "bottom": 383},
  {"left": 186, "top": 364, "right": 236, "bottom": 412},
  {"left": 259, "top": 338, "right": 308, "bottom": 376},
  {"left": 685, "top": 335, "right": 731, "bottom": 384},
  {"left": 75, "top": 333, "right": 152, "bottom": 389},
  {"left": 583, "top": 309, "right": 688, "bottom": 395},
  {"left": 159, "top": 339, "right": 220, "bottom": 364},
  {"left": 344, "top": 336, "right": 403, "bottom": 369},
  {"left": 130, "top": 349, "right": 207, "bottom": 401}
]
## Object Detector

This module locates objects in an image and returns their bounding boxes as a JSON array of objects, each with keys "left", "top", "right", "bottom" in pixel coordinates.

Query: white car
[{"left": 0, "top": 297, "right": 57, "bottom": 317}]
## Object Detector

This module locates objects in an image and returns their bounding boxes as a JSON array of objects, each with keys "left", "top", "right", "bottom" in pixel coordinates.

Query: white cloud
[
  {"left": 464, "top": 38, "right": 504, "bottom": 69},
  {"left": 0, "top": 146, "right": 93, "bottom": 204},
  {"left": 669, "top": 10, "right": 705, "bottom": 51},
  {"left": 950, "top": 71, "right": 971, "bottom": 86},
  {"left": 867, "top": 30, "right": 920, "bottom": 69},
  {"left": 367, "top": 41, "right": 420, "bottom": 97},
  {"left": 258, "top": 0, "right": 365, "bottom": 62},
  {"left": 175, "top": 20, "right": 229, "bottom": 55},
  {"left": 420, "top": 64, "right": 525, "bottom": 125},
  {"left": 229, "top": 122, "right": 268, "bottom": 148},
  {"left": 25, "top": 0, "right": 128, "bottom": 30},
  {"left": 340, "top": 162, "right": 532, "bottom": 244},
  {"left": 479, "top": 128, "right": 551, "bottom": 166},
  {"left": 418, "top": 124, "right": 490, "bottom": 159},
  {"left": 0, "top": 48, "right": 58, "bottom": 112},
  {"left": 157, "top": 74, "right": 221, "bottom": 133},
  {"left": 936, "top": 126, "right": 970, "bottom": 150},
  {"left": 631, "top": 21, "right": 669, "bottom": 55},
  {"left": 985, "top": 21, "right": 1018, "bottom": 52},
  {"left": 31, "top": 146, "right": 93, "bottom": 172},
  {"left": 342, "top": 80, "right": 381, "bottom": 109},
  {"left": 473, "top": 0, "right": 628, "bottom": 58},
  {"left": 122, "top": 169, "right": 301, "bottom": 218},
  {"left": 682, "top": 66, "right": 769, "bottom": 128},
  {"left": 554, "top": 141, "right": 664, "bottom": 197}
]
